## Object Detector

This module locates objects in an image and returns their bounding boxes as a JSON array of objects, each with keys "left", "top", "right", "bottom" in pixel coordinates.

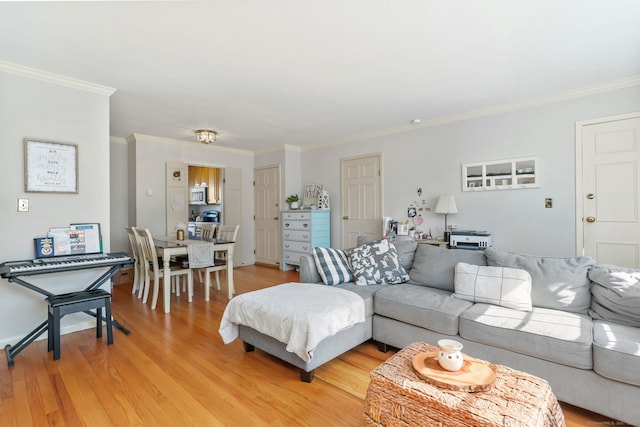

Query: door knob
[
  {"left": 343, "top": 216, "right": 349, "bottom": 220},
  {"left": 586, "top": 216, "right": 596, "bottom": 223},
  {"left": 586, "top": 193, "right": 595, "bottom": 200},
  {"left": 274, "top": 217, "right": 279, "bottom": 220}
]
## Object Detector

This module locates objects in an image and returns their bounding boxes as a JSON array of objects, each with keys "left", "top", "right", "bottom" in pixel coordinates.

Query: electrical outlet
[
  {"left": 18, "top": 198, "right": 29, "bottom": 212},
  {"left": 545, "top": 198, "right": 553, "bottom": 208}
]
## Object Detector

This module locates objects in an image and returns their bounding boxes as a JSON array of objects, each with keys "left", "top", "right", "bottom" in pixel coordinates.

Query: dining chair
[
  {"left": 201, "top": 223, "right": 218, "bottom": 241},
  {"left": 125, "top": 226, "right": 143, "bottom": 297},
  {"left": 133, "top": 227, "right": 193, "bottom": 309},
  {"left": 196, "top": 224, "right": 219, "bottom": 284},
  {"left": 191, "top": 224, "right": 238, "bottom": 300},
  {"left": 211, "top": 224, "right": 239, "bottom": 291}
]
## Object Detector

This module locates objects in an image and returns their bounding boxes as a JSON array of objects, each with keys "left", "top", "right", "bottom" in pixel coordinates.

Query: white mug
[{"left": 437, "top": 339, "right": 464, "bottom": 371}]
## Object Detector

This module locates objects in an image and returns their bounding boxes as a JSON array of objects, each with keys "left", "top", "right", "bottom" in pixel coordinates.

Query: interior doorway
[
  {"left": 254, "top": 165, "right": 280, "bottom": 266},
  {"left": 576, "top": 112, "right": 640, "bottom": 267},
  {"left": 340, "top": 153, "right": 383, "bottom": 248}
]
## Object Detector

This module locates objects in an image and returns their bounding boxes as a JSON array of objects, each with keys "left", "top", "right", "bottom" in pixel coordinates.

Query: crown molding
[
  {"left": 303, "top": 74, "right": 640, "bottom": 151},
  {"left": 0, "top": 60, "right": 115, "bottom": 96}
]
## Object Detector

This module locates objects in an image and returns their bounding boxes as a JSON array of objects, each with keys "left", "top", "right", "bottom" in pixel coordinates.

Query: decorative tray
[{"left": 411, "top": 351, "right": 496, "bottom": 392}]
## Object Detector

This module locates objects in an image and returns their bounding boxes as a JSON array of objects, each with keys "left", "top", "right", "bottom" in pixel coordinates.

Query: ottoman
[
  {"left": 219, "top": 282, "right": 373, "bottom": 382},
  {"left": 364, "top": 342, "right": 565, "bottom": 426}
]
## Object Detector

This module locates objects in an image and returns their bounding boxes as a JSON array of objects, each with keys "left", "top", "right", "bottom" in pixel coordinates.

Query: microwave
[{"left": 190, "top": 187, "right": 207, "bottom": 204}]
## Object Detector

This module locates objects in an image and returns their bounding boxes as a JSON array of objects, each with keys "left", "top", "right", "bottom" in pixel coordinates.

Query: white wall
[
  {"left": 0, "top": 65, "right": 113, "bottom": 347},
  {"left": 301, "top": 85, "right": 640, "bottom": 256},
  {"left": 110, "top": 138, "right": 129, "bottom": 255},
  {"left": 123, "top": 134, "right": 256, "bottom": 265}
]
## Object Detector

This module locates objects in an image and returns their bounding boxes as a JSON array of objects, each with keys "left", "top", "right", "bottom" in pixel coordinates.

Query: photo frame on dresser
[
  {"left": 24, "top": 138, "right": 78, "bottom": 193},
  {"left": 303, "top": 184, "right": 323, "bottom": 208}
]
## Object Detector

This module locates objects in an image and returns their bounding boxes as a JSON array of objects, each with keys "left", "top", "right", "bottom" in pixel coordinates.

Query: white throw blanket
[{"left": 218, "top": 282, "right": 365, "bottom": 362}]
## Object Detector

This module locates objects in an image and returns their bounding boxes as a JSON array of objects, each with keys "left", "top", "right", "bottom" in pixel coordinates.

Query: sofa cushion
[
  {"left": 393, "top": 238, "right": 418, "bottom": 271},
  {"left": 484, "top": 247, "right": 595, "bottom": 314},
  {"left": 592, "top": 320, "right": 640, "bottom": 386},
  {"left": 332, "top": 283, "right": 382, "bottom": 317},
  {"left": 374, "top": 284, "right": 473, "bottom": 335},
  {"left": 589, "top": 264, "right": 640, "bottom": 327},
  {"left": 408, "top": 245, "right": 487, "bottom": 291},
  {"left": 453, "top": 263, "right": 532, "bottom": 311},
  {"left": 459, "top": 303, "right": 593, "bottom": 369},
  {"left": 349, "top": 239, "right": 409, "bottom": 286},
  {"left": 312, "top": 247, "right": 354, "bottom": 285}
]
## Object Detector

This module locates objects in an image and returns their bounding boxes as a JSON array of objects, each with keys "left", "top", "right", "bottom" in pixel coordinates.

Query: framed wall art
[{"left": 24, "top": 139, "right": 78, "bottom": 193}]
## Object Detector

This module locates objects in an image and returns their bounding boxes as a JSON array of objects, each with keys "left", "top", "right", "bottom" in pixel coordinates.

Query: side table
[{"left": 364, "top": 342, "right": 565, "bottom": 426}]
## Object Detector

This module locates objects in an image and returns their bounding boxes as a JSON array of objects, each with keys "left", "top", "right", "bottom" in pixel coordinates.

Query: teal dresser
[{"left": 281, "top": 210, "right": 330, "bottom": 271}]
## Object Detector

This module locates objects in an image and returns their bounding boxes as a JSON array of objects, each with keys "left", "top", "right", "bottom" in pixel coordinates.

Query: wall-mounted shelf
[{"left": 462, "top": 156, "right": 540, "bottom": 191}]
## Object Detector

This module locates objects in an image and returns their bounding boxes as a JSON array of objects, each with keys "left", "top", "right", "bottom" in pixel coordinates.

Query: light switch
[
  {"left": 146, "top": 188, "right": 153, "bottom": 196},
  {"left": 18, "top": 198, "right": 29, "bottom": 212}
]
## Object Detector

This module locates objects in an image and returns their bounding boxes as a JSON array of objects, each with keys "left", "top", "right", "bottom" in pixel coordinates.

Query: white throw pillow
[{"left": 453, "top": 262, "right": 533, "bottom": 311}]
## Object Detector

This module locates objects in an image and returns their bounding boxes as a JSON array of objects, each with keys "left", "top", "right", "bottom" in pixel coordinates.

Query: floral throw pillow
[{"left": 348, "top": 239, "right": 409, "bottom": 286}]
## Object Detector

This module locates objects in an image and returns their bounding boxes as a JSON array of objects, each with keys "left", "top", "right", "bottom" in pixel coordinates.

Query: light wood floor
[{"left": 0, "top": 264, "right": 628, "bottom": 426}]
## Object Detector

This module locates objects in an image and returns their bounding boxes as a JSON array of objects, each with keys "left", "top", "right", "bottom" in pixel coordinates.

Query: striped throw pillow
[{"left": 312, "top": 247, "right": 354, "bottom": 285}]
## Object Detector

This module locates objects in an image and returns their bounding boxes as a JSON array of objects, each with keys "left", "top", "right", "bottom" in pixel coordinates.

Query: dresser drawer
[
  {"left": 282, "top": 230, "right": 311, "bottom": 241},
  {"left": 282, "top": 240, "right": 311, "bottom": 253},
  {"left": 282, "top": 251, "right": 305, "bottom": 265},
  {"left": 282, "top": 220, "right": 310, "bottom": 231},
  {"left": 282, "top": 211, "right": 310, "bottom": 220}
]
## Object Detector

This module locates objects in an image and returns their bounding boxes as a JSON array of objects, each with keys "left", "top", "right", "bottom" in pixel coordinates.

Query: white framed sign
[{"left": 24, "top": 139, "right": 78, "bottom": 193}]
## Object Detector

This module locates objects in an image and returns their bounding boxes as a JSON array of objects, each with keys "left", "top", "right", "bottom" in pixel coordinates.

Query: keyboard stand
[{"left": 4, "top": 264, "right": 131, "bottom": 367}]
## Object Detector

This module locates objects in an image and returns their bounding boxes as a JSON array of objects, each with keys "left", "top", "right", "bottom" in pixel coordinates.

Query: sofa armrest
[{"left": 299, "top": 254, "right": 322, "bottom": 283}]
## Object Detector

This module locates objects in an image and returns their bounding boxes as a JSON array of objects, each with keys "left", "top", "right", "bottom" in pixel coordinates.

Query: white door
[
  {"left": 254, "top": 166, "right": 280, "bottom": 266},
  {"left": 166, "top": 161, "right": 188, "bottom": 236},
  {"left": 223, "top": 168, "right": 243, "bottom": 265},
  {"left": 577, "top": 113, "right": 640, "bottom": 268},
  {"left": 341, "top": 154, "right": 383, "bottom": 248}
]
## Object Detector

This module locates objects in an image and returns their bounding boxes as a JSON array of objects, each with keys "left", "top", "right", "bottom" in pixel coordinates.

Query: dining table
[{"left": 153, "top": 235, "right": 236, "bottom": 313}]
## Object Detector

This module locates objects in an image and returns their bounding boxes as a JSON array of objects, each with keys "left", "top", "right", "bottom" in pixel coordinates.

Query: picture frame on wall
[{"left": 24, "top": 139, "right": 78, "bottom": 193}]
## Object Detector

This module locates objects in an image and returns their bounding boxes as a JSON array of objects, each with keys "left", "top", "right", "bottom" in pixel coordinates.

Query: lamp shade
[{"left": 435, "top": 195, "right": 458, "bottom": 214}]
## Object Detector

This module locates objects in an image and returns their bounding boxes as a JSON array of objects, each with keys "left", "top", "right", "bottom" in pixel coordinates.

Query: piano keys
[{"left": 1, "top": 252, "right": 133, "bottom": 278}]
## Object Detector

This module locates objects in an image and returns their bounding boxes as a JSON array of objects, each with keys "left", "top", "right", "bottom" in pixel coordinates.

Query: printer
[{"left": 449, "top": 231, "right": 492, "bottom": 250}]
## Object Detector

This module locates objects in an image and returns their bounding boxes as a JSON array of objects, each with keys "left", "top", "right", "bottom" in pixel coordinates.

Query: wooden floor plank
[{"left": 0, "top": 264, "right": 628, "bottom": 426}]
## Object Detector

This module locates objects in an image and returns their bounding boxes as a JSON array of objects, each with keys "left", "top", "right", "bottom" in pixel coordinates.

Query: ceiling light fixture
[{"left": 195, "top": 129, "right": 217, "bottom": 144}]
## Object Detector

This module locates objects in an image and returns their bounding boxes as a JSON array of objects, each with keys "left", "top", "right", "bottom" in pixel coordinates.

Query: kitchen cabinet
[
  {"left": 462, "top": 156, "right": 540, "bottom": 191},
  {"left": 188, "top": 166, "right": 222, "bottom": 204},
  {"left": 281, "top": 210, "right": 330, "bottom": 271}
]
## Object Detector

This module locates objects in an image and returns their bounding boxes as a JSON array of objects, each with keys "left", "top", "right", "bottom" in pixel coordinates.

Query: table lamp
[{"left": 435, "top": 195, "right": 458, "bottom": 244}]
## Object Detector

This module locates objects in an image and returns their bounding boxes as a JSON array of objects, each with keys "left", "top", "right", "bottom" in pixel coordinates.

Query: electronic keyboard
[{"left": 0, "top": 252, "right": 133, "bottom": 278}]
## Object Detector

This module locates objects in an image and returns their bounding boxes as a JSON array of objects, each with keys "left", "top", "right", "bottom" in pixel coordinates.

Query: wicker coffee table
[{"left": 364, "top": 342, "right": 565, "bottom": 426}]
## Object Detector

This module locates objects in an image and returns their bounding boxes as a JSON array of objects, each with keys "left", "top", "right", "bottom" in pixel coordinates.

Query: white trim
[
  {"left": 0, "top": 60, "right": 116, "bottom": 96},
  {"left": 574, "top": 111, "right": 640, "bottom": 257}
]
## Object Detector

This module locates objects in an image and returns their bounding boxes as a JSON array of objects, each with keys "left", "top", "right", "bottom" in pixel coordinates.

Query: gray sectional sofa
[{"left": 298, "top": 240, "right": 640, "bottom": 426}]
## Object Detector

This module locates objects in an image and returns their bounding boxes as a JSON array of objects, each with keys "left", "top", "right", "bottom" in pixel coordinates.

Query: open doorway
[{"left": 187, "top": 165, "right": 223, "bottom": 228}]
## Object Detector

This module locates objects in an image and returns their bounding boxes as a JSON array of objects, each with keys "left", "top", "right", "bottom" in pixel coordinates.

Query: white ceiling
[{"left": 1, "top": 1, "right": 639, "bottom": 152}]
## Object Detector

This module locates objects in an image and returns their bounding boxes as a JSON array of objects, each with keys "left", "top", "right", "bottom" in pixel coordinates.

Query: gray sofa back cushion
[
  {"left": 408, "top": 245, "right": 487, "bottom": 291},
  {"left": 589, "top": 264, "right": 640, "bottom": 327},
  {"left": 393, "top": 238, "right": 418, "bottom": 271},
  {"left": 484, "top": 247, "right": 595, "bottom": 314}
]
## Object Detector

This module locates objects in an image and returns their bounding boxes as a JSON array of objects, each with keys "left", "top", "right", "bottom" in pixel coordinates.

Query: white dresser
[{"left": 281, "top": 210, "right": 330, "bottom": 271}]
